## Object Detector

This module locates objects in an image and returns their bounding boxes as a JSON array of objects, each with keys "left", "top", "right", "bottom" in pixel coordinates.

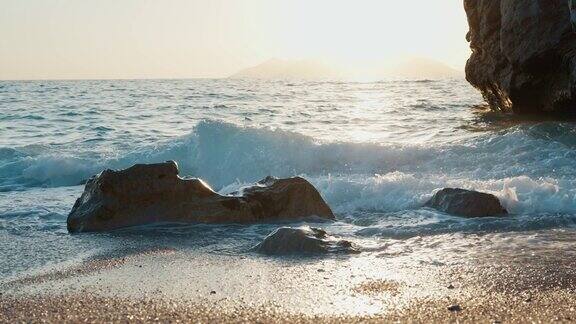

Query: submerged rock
[
  {"left": 67, "top": 162, "right": 334, "bottom": 233},
  {"left": 255, "top": 227, "right": 358, "bottom": 255},
  {"left": 465, "top": 0, "right": 576, "bottom": 115},
  {"left": 425, "top": 188, "right": 507, "bottom": 218}
]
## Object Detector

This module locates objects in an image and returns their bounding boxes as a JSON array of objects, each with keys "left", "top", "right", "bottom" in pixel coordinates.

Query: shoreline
[{"left": 2, "top": 229, "right": 576, "bottom": 322}]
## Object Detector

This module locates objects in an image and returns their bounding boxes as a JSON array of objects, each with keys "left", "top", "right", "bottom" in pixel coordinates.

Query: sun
[{"left": 267, "top": 0, "right": 469, "bottom": 69}]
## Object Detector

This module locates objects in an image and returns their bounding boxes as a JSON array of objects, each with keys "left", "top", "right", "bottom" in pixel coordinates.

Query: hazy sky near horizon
[{"left": 0, "top": 0, "right": 470, "bottom": 80}]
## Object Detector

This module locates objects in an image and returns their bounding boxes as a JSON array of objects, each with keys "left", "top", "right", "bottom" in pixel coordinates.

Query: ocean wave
[
  {"left": 220, "top": 171, "right": 576, "bottom": 217},
  {"left": 312, "top": 172, "right": 576, "bottom": 216},
  {"left": 0, "top": 120, "right": 437, "bottom": 190},
  {"left": 1, "top": 121, "right": 576, "bottom": 216}
]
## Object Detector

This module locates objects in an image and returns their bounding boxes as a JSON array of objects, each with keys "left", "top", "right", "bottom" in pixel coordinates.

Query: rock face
[
  {"left": 465, "top": 0, "right": 576, "bottom": 115},
  {"left": 255, "top": 227, "right": 358, "bottom": 255},
  {"left": 425, "top": 188, "right": 508, "bottom": 218},
  {"left": 67, "top": 162, "right": 334, "bottom": 233}
]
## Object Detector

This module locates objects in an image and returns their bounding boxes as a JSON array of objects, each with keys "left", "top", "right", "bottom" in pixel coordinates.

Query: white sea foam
[
  {"left": 2, "top": 120, "right": 576, "bottom": 217},
  {"left": 312, "top": 173, "right": 576, "bottom": 216}
]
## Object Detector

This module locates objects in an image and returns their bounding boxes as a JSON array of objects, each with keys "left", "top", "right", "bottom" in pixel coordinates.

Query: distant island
[
  {"left": 229, "top": 58, "right": 343, "bottom": 80},
  {"left": 230, "top": 57, "right": 463, "bottom": 80}
]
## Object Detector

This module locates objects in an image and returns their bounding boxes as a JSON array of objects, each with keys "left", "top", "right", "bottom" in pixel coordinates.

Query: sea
[{"left": 2, "top": 78, "right": 576, "bottom": 281}]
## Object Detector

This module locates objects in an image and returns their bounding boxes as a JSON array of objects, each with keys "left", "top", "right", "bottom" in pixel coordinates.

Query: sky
[{"left": 0, "top": 0, "right": 471, "bottom": 80}]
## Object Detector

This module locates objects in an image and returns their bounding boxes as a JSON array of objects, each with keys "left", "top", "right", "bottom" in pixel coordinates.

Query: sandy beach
[{"left": 2, "top": 229, "right": 576, "bottom": 323}]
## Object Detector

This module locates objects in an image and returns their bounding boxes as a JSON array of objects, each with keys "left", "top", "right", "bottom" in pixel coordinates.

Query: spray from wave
[{"left": 1, "top": 120, "right": 576, "bottom": 216}]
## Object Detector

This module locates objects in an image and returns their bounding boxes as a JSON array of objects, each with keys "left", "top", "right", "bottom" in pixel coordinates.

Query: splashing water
[{"left": 1, "top": 78, "right": 576, "bottom": 279}]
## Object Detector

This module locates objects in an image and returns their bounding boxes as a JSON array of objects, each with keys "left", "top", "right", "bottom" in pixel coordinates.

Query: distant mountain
[
  {"left": 229, "top": 58, "right": 342, "bottom": 80},
  {"left": 230, "top": 57, "right": 463, "bottom": 80},
  {"left": 388, "top": 58, "right": 463, "bottom": 79}
]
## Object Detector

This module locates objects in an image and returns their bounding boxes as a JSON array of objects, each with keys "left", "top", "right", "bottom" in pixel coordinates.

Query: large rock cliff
[{"left": 465, "top": 0, "right": 576, "bottom": 115}]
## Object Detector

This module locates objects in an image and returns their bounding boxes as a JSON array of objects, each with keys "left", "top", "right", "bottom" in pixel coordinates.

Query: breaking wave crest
[{"left": 2, "top": 120, "right": 572, "bottom": 216}]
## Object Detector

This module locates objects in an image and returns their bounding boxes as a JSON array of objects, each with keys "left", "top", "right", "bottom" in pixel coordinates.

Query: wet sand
[
  {"left": 2, "top": 230, "right": 576, "bottom": 323},
  {"left": 2, "top": 285, "right": 575, "bottom": 323}
]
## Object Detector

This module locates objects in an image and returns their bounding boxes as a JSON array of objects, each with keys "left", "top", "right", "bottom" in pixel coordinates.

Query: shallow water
[{"left": 1, "top": 78, "right": 576, "bottom": 280}]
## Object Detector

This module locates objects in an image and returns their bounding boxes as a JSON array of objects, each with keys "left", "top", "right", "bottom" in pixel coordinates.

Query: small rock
[
  {"left": 447, "top": 284, "right": 455, "bottom": 289},
  {"left": 210, "top": 291, "right": 216, "bottom": 295},
  {"left": 425, "top": 188, "right": 507, "bottom": 218},
  {"left": 447, "top": 304, "right": 462, "bottom": 312},
  {"left": 254, "top": 227, "right": 358, "bottom": 255}
]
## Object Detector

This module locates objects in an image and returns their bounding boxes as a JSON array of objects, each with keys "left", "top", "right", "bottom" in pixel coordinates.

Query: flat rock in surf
[
  {"left": 425, "top": 188, "right": 507, "bottom": 218},
  {"left": 255, "top": 227, "right": 358, "bottom": 255},
  {"left": 67, "top": 161, "right": 334, "bottom": 233}
]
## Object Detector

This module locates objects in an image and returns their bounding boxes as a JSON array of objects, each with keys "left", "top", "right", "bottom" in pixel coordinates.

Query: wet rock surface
[
  {"left": 425, "top": 188, "right": 507, "bottom": 218},
  {"left": 67, "top": 162, "right": 334, "bottom": 233},
  {"left": 465, "top": 0, "right": 576, "bottom": 116},
  {"left": 255, "top": 227, "right": 358, "bottom": 255}
]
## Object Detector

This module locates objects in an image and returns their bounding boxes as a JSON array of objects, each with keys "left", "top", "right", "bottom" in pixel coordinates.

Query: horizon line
[{"left": 0, "top": 76, "right": 467, "bottom": 82}]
